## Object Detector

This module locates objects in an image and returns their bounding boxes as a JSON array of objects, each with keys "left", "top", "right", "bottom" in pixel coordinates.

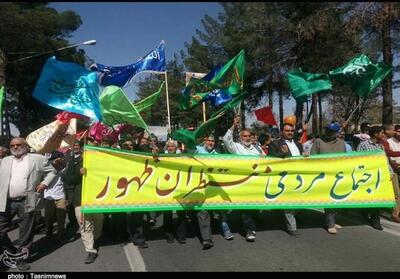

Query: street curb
[{"left": 123, "top": 243, "right": 146, "bottom": 272}]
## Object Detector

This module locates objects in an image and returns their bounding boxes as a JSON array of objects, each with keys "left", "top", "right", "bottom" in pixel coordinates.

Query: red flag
[
  {"left": 254, "top": 106, "right": 277, "bottom": 126},
  {"left": 55, "top": 111, "right": 90, "bottom": 124},
  {"left": 88, "top": 122, "right": 119, "bottom": 143}
]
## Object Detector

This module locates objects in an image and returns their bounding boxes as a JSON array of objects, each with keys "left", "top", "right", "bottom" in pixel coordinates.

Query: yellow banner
[{"left": 81, "top": 146, "right": 395, "bottom": 213}]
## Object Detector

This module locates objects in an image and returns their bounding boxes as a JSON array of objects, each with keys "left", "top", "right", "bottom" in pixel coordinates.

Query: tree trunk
[
  {"left": 295, "top": 101, "right": 303, "bottom": 127},
  {"left": 382, "top": 2, "right": 393, "bottom": 125},
  {"left": 278, "top": 91, "right": 284, "bottom": 128},
  {"left": 312, "top": 94, "right": 318, "bottom": 134},
  {"left": 318, "top": 94, "right": 323, "bottom": 134},
  {"left": 267, "top": 75, "right": 273, "bottom": 109}
]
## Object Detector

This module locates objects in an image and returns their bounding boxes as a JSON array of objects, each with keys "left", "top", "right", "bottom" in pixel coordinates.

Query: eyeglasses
[{"left": 10, "top": 144, "right": 23, "bottom": 148}]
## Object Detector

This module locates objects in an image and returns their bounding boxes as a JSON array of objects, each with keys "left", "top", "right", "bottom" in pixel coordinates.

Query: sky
[
  {"left": 10, "top": 2, "right": 392, "bottom": 135},
  {"left": 49, "top": 2, "right": 234, "bottom": 107},
  {"left": 47, "top": 2, "right": 297, "bottom": 128},
  {"left": 49, "top": 2, "right": 222, "bottom": 64}
]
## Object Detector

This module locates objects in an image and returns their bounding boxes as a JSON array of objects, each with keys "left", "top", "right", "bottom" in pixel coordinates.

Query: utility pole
[{"left": 0, "top": 48, "right": 11, "bottom": 140}]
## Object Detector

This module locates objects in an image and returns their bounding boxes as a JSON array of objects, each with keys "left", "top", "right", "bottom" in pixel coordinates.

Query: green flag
[
  {"left": 133, "top": 82, "right": 165, "bottom": 113},
  {"left": 0, "top": 86, "right": 4, "bottom": 121},
  {"left": 329, "top": 54, "right": 392, "bottom": 99},
  {"left": 170, "top": 129, "right": 196, "bottom": 149},
  {"left": 195, "top": 111, "right": 226, "bottom": 141},
  {"left": 287, "top": 70, "right": 332, "bottom": 103},
  {"left": 171, "top": 111, "right": 226, "bottom": 149},
  {"left": 210, "top": 49, "right": 245, "bottom": 97},
  {"left": 100, "top": 86, "right": 148, "bottom": 130},
  {"left": 178, "top": 50, "right": 245, "bottom": 111},
  {"left": 178, "top": 78, "right": 212, "bottom": 111}
]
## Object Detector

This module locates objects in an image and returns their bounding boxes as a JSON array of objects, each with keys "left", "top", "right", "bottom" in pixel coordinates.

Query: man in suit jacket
[
  {"left": 269, "top": 123, "right": 304, "bottom": 237},
  {"left": 0, "top": 137, "right": 56, "bottom": 271}
]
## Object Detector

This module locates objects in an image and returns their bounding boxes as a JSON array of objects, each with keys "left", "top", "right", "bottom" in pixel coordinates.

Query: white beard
[
  {"left": 11, "top": 147, "right": 28, "bottom": 158},
  {"left": 241, "top": 141, "right": 252, "bottom": 147}
]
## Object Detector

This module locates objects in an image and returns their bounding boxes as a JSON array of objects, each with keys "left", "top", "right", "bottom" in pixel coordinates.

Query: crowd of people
[{"left": 0, "top": 116, "right": 399, "bottom": 271}]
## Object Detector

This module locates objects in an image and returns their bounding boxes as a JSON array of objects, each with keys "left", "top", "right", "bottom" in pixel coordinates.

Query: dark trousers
[
  {"left": 241, "top": 210, "right": 256, "bottom": 233},
  {"left": 325, "top": 209, "right": 340, "bottom": 229},
  {"left": 163, "top": 211, "right": 186, "bottom": 240},
  {"left": 107, "top": 212, "right": 128, "bottom": 240},
  {"left": 65, "top": 189, "right": 78, "bottom": 228},
  {"left": 127, "top": 212, "right": 145, "bottom": 245},
  {"left": 360, "top": 208, "right": 381, "bottom": 223},
  {"left": 0, "top": 199, "right": 36, "bottom": 255}
]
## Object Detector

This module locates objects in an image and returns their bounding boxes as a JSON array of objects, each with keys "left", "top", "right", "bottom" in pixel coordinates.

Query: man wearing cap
[
  {"left": 0, "top": 137, "right": 57, "bottom": 271},
  {"left": 310, "top": 122, "right": 346, "bottom": 234},
  {"left": 44, "top": 151, "right": 67, "bottom": 242},
  {"left": 269, "top": 120, "right": 304, "bottom": 237}
]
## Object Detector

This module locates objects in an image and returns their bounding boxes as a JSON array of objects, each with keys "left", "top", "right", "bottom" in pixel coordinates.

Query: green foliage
[{"left": 0, "top": 3, "right": 85, "bottom": 136}]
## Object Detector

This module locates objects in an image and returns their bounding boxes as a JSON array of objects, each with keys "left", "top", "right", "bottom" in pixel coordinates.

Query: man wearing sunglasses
[{"left": 0, "top": 137, "right": 56, "bottom": 271}]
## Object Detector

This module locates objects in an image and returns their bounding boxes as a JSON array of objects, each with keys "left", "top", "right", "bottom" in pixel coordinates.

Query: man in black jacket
[
  {"left": 62, "top": 141, "right": 83, "bottom": 231},
  {"left": 268, "top": 122, "right": 304, "bottom": 237}
]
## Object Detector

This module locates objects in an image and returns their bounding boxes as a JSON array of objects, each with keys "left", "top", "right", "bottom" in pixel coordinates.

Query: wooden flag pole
[
  {"left": 345, "top": 101, "right": 363, "bottom": 123},
  {"left": 164, "top": 71, "right": 172, "bottom": 132},
  {"left": 202, "top": 102, "right": 207, "bottom": 122}
]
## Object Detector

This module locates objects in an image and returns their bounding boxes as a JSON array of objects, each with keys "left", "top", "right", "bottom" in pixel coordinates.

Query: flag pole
[
  {"left": 202, "top": 102, "right": 207, "bottom": 122},
  {"left": 164, "top": 71, "right": 172, "bottom": 132},
  {"left": 345, "top": 101, "right": 363, "bottom": 123}
]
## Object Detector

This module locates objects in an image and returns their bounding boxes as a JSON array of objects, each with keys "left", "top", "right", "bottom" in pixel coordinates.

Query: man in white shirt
[
  {"left": 223, "top": 116, "right": 265, "bottom": 156},
  {"left": 0, "top": 137, "right": 56, "bottom": 271},
  {"left": 44, "top": 151, "right": 67, "bottom": 242},
  {"left": 223, "top": 116, "right": 264, "bottom": 242}
]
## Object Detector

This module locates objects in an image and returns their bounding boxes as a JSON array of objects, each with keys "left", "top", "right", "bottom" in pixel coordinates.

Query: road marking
[
  {"left": 311, "top": 208, "right": 400, "bottom": 237},
  {"left": 123, "top": 243, "right": 146, "bottom": 272}
]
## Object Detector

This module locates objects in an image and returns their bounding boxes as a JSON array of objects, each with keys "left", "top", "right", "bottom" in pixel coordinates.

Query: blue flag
[
  {"left": 33, "top": 56, "right": 102, "bottom": 121},
  {"left": 90, "top": 41, "right": 166, "bottom": 87},
  {"left": 203, "top": 89, "right": 232, "bottom": 106}
]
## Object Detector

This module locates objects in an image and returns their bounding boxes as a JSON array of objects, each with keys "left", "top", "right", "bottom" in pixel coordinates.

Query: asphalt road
[
  {"left": 4, "top": 209, "right": 400, "bottom": 272},
  {"left": 139, "top": 209, "right": 400, "bottom": 271}
]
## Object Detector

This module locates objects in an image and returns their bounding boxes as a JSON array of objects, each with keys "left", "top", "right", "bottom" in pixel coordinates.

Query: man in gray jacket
[{"left": 0, "top": 137, "right": 56, "bottom": 271}]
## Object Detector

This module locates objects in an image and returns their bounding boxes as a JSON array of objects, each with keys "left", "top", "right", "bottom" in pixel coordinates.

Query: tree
[
  {"left": 346, "top": 2, "right": 400, "bottom": 124},
  {"left": 0, "top": 3, "right": 85, "bottom": 136}
]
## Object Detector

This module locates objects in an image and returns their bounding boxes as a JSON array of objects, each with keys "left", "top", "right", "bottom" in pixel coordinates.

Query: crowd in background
[{"left": 0, "top": 116, "right": 399, "bottom": 271}]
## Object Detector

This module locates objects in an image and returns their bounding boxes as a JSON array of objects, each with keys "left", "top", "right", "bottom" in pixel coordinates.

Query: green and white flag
[{"left": 329, "top": 54, "right": 392, "bottom": 99}]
